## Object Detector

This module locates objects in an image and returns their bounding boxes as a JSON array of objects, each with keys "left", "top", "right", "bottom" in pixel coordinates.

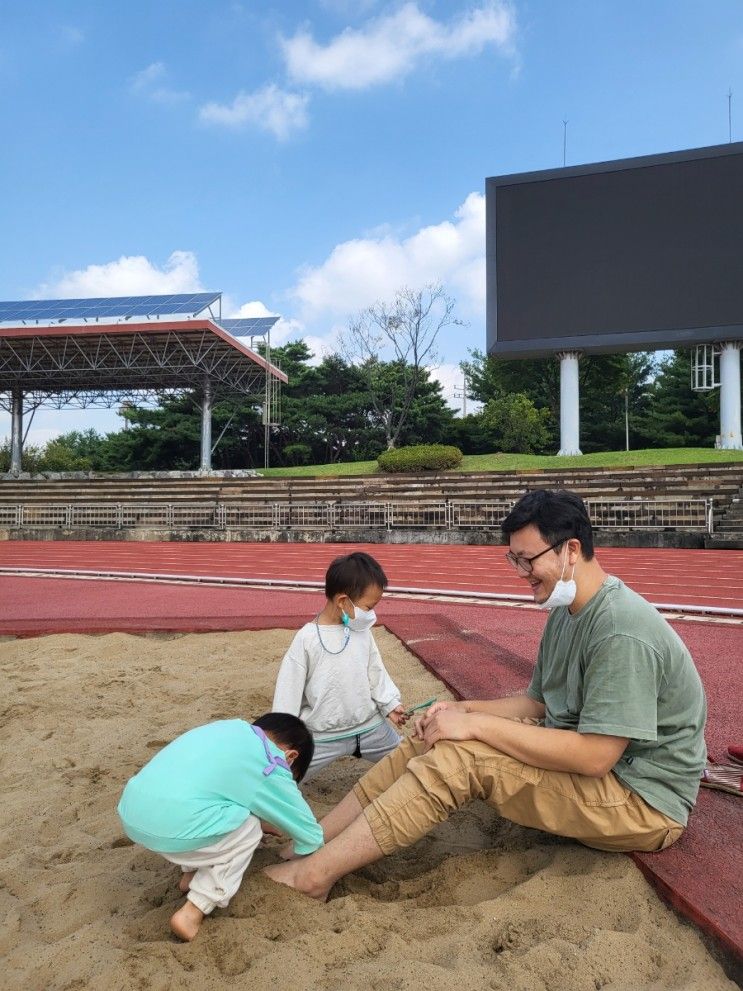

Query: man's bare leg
[
  {"left": 265, "top": 812, "right": 383, "bottom": 899},
  {"left": 320, "top": 789, "right": 365, "bottom": 840},
  {"left": 278, "top": 790, "right": 364, "bottom": 861}
]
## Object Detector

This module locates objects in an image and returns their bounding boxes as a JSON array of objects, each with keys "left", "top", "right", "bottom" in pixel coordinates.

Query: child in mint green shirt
[{"left": 117, "top": 713, "right": 322, "bottom": 941}]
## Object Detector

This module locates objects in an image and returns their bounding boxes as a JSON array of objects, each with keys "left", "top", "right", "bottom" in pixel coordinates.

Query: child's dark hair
[
  {"left": 253, "top": 712, "right": 314, "bottom": 782},
  {"left": 501, "top": 489, "right": 595, "bottom": 560},
  {"left": 325, "top": 551, "right": 388, "bottom": 601}
]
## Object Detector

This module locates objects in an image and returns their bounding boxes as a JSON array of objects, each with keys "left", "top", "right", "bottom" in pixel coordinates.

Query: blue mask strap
[{"left": 251, "top": 724, "right": 291, "bottom": 776}]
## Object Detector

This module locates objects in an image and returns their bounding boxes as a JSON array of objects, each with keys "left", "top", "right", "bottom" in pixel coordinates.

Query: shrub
[{"left": 377, "top": 444, "right": 463, "bottom": 473}]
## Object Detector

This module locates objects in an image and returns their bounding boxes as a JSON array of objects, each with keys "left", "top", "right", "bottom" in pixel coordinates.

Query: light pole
[
  {"left": 453, "top": 374, "right": 468, "bottom": 417},
  {"left": 624, "top": 387, "right": 629, "bottom": 451}
]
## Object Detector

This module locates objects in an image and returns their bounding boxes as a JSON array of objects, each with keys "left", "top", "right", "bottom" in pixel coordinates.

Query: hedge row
[{"left": 377, "top": 444, "right": 463, "bottom": 473}]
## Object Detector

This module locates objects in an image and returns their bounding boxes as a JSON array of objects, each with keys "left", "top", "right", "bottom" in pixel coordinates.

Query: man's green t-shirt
[{"left": 526, "top": 576, "right": 706, "bottom": 826}]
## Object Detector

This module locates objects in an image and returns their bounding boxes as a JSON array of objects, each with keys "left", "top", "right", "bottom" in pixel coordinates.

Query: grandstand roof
[{"left": 0, "top": 298, "right": 287, "bottom": 410}]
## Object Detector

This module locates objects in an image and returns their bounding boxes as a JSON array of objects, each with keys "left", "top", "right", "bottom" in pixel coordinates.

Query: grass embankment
[{"left": 260, "top": 448, "right": 743, "bottom": 478}]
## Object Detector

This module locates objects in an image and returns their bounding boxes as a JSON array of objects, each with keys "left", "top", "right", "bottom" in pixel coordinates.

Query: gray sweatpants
[{"left": 306, "top": 720, "right": 402, "bottom": 779}]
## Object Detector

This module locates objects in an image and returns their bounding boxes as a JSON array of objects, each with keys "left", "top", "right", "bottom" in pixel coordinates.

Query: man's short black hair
[
  {"left": 252, "top": 712, "right": 314, "bottom": 782},
  {"left": 501, "top": 489, "right": 595, "bottom": 560},
  {"left": 325, "top": 551, "right": 388, "bottom": 601}
]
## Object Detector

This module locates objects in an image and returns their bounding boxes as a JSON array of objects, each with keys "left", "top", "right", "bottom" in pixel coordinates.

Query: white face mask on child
[
  {"left": 342, "top": 602, "right": 377, "bottom": 632},
  {"left": 538, "top": 545, "right": 577, "bottom": 610}
]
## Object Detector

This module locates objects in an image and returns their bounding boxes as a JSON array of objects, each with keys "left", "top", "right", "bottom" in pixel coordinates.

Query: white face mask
[
  {"left": 538, "top": 545, "right": 577, "bottom": 610},
  {"left": 342, "top": 602, "right": 377, "bottom": 632}
]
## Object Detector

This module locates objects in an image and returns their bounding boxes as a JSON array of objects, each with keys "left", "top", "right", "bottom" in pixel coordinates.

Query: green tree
[
  {"left": 340, "top": 284, "right": 464, "bottom": 449},
  {"left": 461, "top": 348, "right": 559, "bottom": 447},
  {"left": 461, "top": 349, "right": 656, "bottom": 453},
  {"left": 481, "top": 393, "right": 551, "bottom": 453},
  {"left": 642, "top": 350, "right": 721, "bottom": 448},
  {"left": 578, "top": 352, "right": 656, "bottom": 452},
  {"left": 19, "top": 338, "right": 458, "bottom": 472},
  {"left": 0, "top": 439, "right": 44, "bottom": 473}
]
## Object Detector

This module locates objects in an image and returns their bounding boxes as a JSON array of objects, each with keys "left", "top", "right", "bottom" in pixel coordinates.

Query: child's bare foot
[
  {"left": 278, "top": 840, "right": 297, "bottom": 861},
  {"left": 170, "top": 900, "right": 205, "bottom": 941},
  {"left": 264, "top": 860, "right": 332, "bottom": 901},
  {"left": 178, "top": 871, "right": 196, "bottom": 893}
]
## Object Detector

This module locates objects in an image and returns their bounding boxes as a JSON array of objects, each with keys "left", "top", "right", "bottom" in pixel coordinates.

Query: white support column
[
  {"left": 719, "top": 341, "right": 742, "bottom": 450},
  {"left": 10, "top": 383, "right": 23, "bottom": 474},
  {"left": 200, "top": 376, "right": 213, "bottom": 472},
  {"left": 557, "top": 351, "right": 582, "bottom": 456}
]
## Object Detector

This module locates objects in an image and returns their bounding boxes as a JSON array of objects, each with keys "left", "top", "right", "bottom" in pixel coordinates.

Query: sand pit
[{"left": 0, "top": 627, "right": 736, "bottom": 991}]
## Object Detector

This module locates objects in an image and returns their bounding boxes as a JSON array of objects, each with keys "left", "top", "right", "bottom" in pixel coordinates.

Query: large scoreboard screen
[{"left": 486, "top": 142, "right": 743, "bottom": 357}]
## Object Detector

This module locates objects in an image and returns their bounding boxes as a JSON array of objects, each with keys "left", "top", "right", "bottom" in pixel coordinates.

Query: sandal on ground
[
  {"left": 701, "top": 764, "right": 743, "bottom": 796},
  {"left": 726, "top": 745, "right": 743, "bottom": 767}
]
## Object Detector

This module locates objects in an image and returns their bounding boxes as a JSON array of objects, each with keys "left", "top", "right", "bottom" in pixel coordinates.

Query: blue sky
[{"left": 2, "top": 0, "right": 742, "bottom": 445}]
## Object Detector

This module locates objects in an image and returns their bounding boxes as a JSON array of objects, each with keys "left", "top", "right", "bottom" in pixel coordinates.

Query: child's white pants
[{"left": 161, "top": 814, "right": 263, "bottom": 914}]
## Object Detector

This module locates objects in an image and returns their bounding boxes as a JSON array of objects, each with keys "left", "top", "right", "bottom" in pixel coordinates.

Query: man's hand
[
  {"left": 414, "top": 702, "right": 472, "bottom": 747},
  {"left": 387, "top": 705, "right": 409, "bottom": 727},
  {"left": 412, "top": 700, "right": 452, "bottom": 738},
  {"left": 420, "top": 706, "right": 476, "bottom": 747}
]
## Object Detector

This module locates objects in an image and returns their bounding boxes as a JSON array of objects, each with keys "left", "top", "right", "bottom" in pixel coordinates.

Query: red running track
[{"left": 0, "top": 540, "right": 742, "bottom": 612}]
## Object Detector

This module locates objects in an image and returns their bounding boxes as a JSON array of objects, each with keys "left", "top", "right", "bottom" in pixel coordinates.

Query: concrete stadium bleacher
[
  {"left": 0, "top": 462, "right": 739, "bottom": 502},
  {"left": 0, "top": 462, "right": 741, "bottom": 546}
]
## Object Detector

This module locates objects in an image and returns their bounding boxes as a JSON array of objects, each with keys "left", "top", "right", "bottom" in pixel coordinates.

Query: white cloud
[
  {"left": 199, "top": 84, "right": 309, "bottom": 139},
  {"left": 229, "top": 300, "right": 275, "bottom": 318},
  {"left": 27, "top": 193, "right": 486, "bottom": 407},
  {"left": 429, "top": 362, "right": 480, "bottom": 414},
  {"left": 0, "top": 409, "right": 123, "bottom": 448},
  {"left": 130, "top": 62, "right": 166, "bottom": 92},
  {"left": 227, "top": 299, "right": 303, "bottom": 345},
  {"left": 129, "top": 62, "right": 190, "bottom": 104},
  {"left": 292, "top": 191, "right": 485, "bottom": 319},
  {"left": 36, "top": 250, "right": 203, "bottom": 298},
  {"left": 281, "top": 1, "right": 516, "bottom": 91},
  {"left": 34, "top": 254, "right": 302, "bottom": 346},
  {"left": 301, "top": 335, "right": 336, "bottom": 365}
]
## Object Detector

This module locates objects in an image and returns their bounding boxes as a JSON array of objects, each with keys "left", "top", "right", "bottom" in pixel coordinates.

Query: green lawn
[{"left": 261, "top": 448, "right": 743, "bottom": 478}]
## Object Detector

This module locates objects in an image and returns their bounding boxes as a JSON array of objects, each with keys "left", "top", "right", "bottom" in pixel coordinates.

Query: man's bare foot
[
  {"left": 170, "top": 900, "right": 205, "bottom": 941},
  {"left": 264, "top": 859, "right": 332, "bottom": 901},
  {"left": 178, "top": 871, "right": 196, "bottom": 893}
]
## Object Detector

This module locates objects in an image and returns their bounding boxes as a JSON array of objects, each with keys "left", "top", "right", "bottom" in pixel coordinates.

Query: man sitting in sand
[{"left": 265, "top": 489, "right": 707, "bottom": 900}]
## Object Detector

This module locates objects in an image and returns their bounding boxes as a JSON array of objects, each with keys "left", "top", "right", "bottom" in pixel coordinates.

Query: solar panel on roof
[
  {"left": 219, "top": 316, "right": 279, "bottom": 336},
  {"left": 0, "top": 292, "right": 221, "bottom": 324}
]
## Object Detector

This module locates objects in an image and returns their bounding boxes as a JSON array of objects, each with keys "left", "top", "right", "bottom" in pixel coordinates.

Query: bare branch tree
[{"left": 338, "top": 283, "right": 464, "bottom": 449}]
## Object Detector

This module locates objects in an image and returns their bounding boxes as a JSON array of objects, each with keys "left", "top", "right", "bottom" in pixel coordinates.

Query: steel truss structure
[
  {"left": 0, "top": 324, "right": 280, "bottom": 399},
  {"left": 0, "top": 297, "right": 287, "bottom": 473}
]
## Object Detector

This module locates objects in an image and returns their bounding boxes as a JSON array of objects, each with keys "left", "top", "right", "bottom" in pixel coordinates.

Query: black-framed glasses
[{"left": 504, "top": 540, "right": 565, "bottom": 575}]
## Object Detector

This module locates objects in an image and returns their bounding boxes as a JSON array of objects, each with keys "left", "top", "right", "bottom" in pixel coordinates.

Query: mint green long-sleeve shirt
[{"left": 117, "top": 719, "right": 324, "bottom": 854}]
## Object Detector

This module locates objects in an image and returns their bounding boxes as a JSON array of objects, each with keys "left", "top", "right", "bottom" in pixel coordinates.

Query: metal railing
[
  {"left": 584, "top": 497, "right": 714, "bottom": 533},
  {"left": 0, "top": 497, "right": 715, "bottom": 533}
]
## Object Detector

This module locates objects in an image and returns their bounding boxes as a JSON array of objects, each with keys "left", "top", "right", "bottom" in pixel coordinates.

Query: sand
[{"left": 0, "top": 627, "right": 736, "bottom": 991}]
